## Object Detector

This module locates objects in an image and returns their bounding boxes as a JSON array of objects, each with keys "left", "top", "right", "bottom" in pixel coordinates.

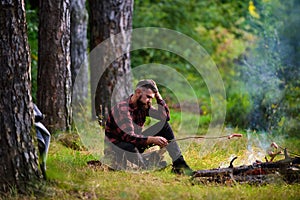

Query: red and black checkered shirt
[{"left": 105, "top": 95, "right": 170, "bottom": 147}]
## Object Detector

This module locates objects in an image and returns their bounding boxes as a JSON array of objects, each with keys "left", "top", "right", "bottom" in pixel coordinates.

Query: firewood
[{"left": 193, "top": 156, "right": 300, "bottom": 185}]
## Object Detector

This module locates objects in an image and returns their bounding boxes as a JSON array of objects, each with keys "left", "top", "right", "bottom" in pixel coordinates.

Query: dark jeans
[{"left": 112, "top": 121, "right": 182, "bottom": 163}]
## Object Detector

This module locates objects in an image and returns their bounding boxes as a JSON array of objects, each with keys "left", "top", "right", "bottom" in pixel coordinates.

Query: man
[{"left": 104, "top": 79, "right": 193, "bottom": 175}]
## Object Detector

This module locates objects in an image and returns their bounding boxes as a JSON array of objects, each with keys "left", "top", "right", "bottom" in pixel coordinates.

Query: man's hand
[
  {"left": 147, "top": 136, "right": 168, "bottom": 148},
  {"left": 155, "top": 91, "right": 162, "bottom": 100},
  {"left": 149, "top": 80, "right": 162, "bottom": 100}
]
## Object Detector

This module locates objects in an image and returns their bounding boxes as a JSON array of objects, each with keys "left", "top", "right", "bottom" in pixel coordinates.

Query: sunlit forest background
[
  {"left": 26, "top": 0, "right": 300, "bottom": 137},
  {"left": 8, "top": 1, "right": 299, "bottom": 198}
]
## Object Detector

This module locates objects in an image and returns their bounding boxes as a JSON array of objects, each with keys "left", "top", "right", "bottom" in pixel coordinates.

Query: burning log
[{"left": 193, "top": 151, "right": 300, "bottom": 185}]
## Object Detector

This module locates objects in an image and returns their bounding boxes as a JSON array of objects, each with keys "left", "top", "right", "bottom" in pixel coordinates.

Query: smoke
[
  {"left": 241, "top": 52, "right": 284, "bottom": 131},
  {"left": 228, "top": 1, "right": 300, "bottom": 167},
  {"left": 239, "top": 1, "right": 300, "bottom": 133}
]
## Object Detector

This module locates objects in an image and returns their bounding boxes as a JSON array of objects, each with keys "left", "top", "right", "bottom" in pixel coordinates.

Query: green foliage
[
  {"left": 133, "top": 0, "right": 251, "bottom": 63},
  {"left": 275, "top": 1, "right": 300, "bottom": 136},
  {"left": 226, "top": 89, "right": 252, "bottom": 127},
  {"left": 25, "top": 3, "right": 39, "bottom": 102},
  {"left": 280, "top": 86, "right": 300, "bottom": 137},
  {"left": 233, "top": 0, "right": 300, "bottom": 135},
  {"left": 132, "top": 1, "right": 254, "bottom": 130},
  {"left": 24, "top": 0, "right": 300, "bottom": 136},
  {"left": 169, "top": 109, "right": 211, "bottom": 136}
]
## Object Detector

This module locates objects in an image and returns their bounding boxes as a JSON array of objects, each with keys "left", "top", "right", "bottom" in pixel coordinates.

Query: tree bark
[
  {"left": 71, "top": 0, "right": 88, "bottom": 111},
  {"left": 88, "top": 0, "right": 133, "bottom": 123},
  {"left": 37, "top": 0, "right": 72, "bottom": 132},
  {"left": 0, "top": 0, "right": 40, "bottom": 192}
]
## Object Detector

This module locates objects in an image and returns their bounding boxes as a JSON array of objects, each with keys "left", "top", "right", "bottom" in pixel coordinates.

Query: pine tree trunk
[
  {"left": 89, "top": 0, "right": 133, "bottom": 123},
  {"left": 37, "top": 0, "right": 72, "bottom": 132},
  {"left": 71, "top": 0, "right": 88, "bottom": 111},
  {"left": 0, "top": 0, "right": 40, "bottom": 192}
]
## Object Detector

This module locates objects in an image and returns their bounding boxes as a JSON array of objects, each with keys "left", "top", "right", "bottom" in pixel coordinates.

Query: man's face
[{"left": 137, "top": 88, "right": 155, "bottom": 110}]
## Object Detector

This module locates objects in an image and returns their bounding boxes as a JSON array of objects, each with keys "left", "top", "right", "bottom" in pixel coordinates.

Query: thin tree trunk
[
  {"left": 89, "top": 0, "right": 133, "bottom": 124},
  {"left": 37, "top": 0, "right": 72, "bottom": 132},
  {"left": 0, "top": 0, "right": 40, "bottom": 192},
  {"left": 71, "top": 0, "right": 88, "bottom": 112}
]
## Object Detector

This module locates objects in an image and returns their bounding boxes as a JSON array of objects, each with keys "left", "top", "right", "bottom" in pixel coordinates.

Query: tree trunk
[
  {"left": 88, "top": 0, "right": 133, "bottom": 124},
  {"left": 71, "top": 0, "right": 88, "bottom": 111},
  {"left": 37, "top": 0, "right": 72, "bottom": 132},
  {"left": 0, "top": 0, "right": 40, "bottom": 192}
]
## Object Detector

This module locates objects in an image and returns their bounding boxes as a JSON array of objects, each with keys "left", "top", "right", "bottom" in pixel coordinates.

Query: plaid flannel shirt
[{"left": 105, "top": 95, "right": 170, "bottom": 147}]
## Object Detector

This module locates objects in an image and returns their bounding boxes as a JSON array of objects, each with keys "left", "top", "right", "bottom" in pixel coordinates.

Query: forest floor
[{"left": 7, "top": 128, "right": 300, "bottom": 200}]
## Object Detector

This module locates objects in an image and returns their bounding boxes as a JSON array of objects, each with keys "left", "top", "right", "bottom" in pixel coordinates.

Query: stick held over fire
[
  {"left": 227, "top": 133, "right": 242, "bottom": 139},
  {"left": 169, "top": 133, "right": 243, "bottom": 143}
]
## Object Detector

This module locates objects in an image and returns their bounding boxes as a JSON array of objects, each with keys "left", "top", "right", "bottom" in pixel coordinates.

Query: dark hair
[{"left": 136, "top": 79, "right": 157, "bottom": 93}]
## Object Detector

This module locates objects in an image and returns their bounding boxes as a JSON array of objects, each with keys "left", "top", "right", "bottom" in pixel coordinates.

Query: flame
[{"left": 244, "top": 130, "right": 272, "bottom": 164}]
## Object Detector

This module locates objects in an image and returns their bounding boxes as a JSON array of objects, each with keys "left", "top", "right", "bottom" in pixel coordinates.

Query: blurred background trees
[
  {"left": 132, "top": 0, "right": 300, "bottom": 136},
  {"left": 25, "top": 0, "right": 300, "bottom": 137}
]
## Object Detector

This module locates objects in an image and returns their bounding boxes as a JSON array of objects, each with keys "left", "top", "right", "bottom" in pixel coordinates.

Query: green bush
[{"left": 226, "top": 89, "right": 252, "bottom": 128}]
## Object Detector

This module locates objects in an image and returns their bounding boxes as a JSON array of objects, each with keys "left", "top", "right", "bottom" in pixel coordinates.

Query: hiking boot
[{"left": 171, "top": 156, "right": 194, "bottom": 176}]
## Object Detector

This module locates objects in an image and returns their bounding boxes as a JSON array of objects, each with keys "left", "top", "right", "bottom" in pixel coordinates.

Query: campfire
[{"left": 192, "top": 142, "right": 300, "bottom": 185}]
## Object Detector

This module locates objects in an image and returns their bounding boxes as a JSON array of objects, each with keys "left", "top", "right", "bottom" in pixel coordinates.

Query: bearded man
[{"left": 104, "top": 79, "right": 193, "bottom": 175}]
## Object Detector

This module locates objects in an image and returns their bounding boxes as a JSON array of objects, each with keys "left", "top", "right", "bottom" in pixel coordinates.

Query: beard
[{"left": 137, "top": 95, "right": 151, "bottom": 110}]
